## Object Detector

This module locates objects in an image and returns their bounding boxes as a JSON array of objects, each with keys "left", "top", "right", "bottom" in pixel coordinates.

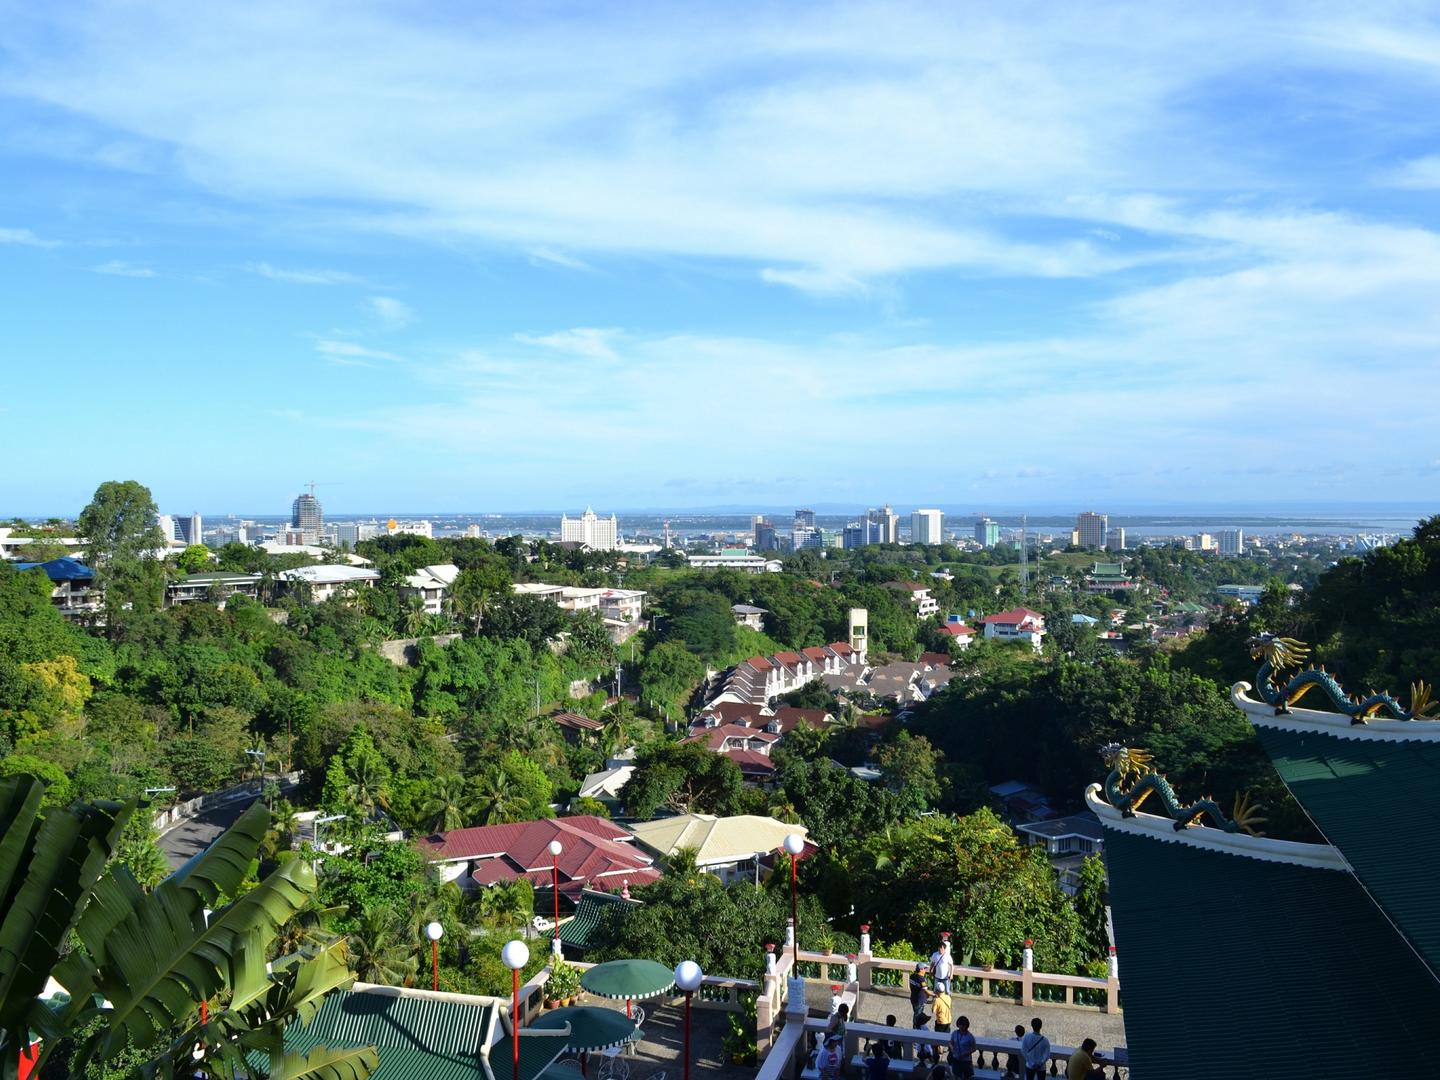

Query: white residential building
[
  {"left": 1218, "top": 528, "right": 1245, "bottom": 556},
  {"left": 883, "top": 580, "right": 939, "bottom": 618},
  {"left": 910, "top": 509, "right": 944, "bottom": 545},
  {"left": 277, "top": 564, "right": 380, "bottom": 603},
  {"left": 333, "top": 521, "right": 382, "bottom": 547},
  {"left": 385, "top": 519, "right": 433, "bottom": 539},
  {"left": 686, "top": 553, "right": 780, "bottom": 572},
  {"left": 560, "top": 508, "right": 619, "bottom": 551},
  {"left": 1105, "top": 527, "right": 1126, "bottom": 552},
  {"left": 976, "top": 607, "right": 1047, "bottom": 651},
  {"left": 402, "top": 564, "right": 462, "bottom": 615}
]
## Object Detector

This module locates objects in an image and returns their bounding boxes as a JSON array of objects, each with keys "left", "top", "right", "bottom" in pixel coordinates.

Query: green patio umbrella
[
  {"left": 531, "top": 1005, "right": 639, "bottom": 1054},
  {"left": 580, "top": 959, "right": 676, "bottom": 1002}
]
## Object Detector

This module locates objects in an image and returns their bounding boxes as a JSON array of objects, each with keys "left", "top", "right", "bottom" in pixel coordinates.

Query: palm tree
[
  {"left": 347, "top": 755, "right": 390, "bottom": 820},
  {"left": 423, "top": 774, "right": 473, "bottom": 833},
  {"left": 470, "top": 765, "right": 518, "bottom": 826},
  {"left": 402, "top": 596, "right": 427, "bottom": 638},
  {"left": 270, "top": 897, "right": 345, "bottom": 960},
  {"left": 346, "top": 905, "right": 418, "bottom": 987}
]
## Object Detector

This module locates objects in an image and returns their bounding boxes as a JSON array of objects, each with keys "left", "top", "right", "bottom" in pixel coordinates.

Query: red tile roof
[
  {"left": 918, "top": 652, "right": 953, "bottom": 667},
  {"left": 684, "top": 724, "right": 780, "bottom": 750},
  {"left": 725, "top": 748, "right": 778, "bottom": 775},
  {"left": 743, "top": 656, "right": 773, "bottom": 671},
  {"left": 883, "top": 581, "right": 928, "bottom": 592},
  {"left": 770, "top": 707, "right": 833, "bottom": 733},
  {"left": 417, "top": 816, "right": 655, "bottom": 897},
  {"left": 702, "top": 702, "right": 772, "bottom": 726},
  {"left": 831, "top": 642, "right": 853, "bottom": 655},
  {"left": 802, "top": 646, "right": 829, "bottom": 662},
  {"left": 772, "top": 651, "right": 805, "bottom": 665},
  {"left": 937, "top": 623, "right": 974, "bottom": 637}
]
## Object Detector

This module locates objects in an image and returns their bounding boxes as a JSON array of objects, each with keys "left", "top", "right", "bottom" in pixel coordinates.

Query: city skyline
[{"left": 4, "top": 2, "right": 1440, "bottom": 511}]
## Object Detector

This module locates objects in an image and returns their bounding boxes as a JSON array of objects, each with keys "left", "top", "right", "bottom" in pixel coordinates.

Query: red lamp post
[
  {"left": 425, "top": 921, "right": 444, "bottom": 991},
  {"left": 548, "top": 839, "right": 563, "bottom": 955},
  {"left": 782, "top": 833, "right": 805, "bottom": 967},
  {"left": 675, "top": 961, "right": 704, "bottom": 1080},
  {"left": 502, "top": 940, "right": 530, "bottom": 1080}
]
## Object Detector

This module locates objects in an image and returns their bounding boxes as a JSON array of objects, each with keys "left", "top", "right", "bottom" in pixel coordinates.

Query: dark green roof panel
[
  {"left": 1105, "top": 828, "right": 1440, "bottom": 1080},
  {"left": 1254, "top": 725, "right": 1440, "bottom": 978}
]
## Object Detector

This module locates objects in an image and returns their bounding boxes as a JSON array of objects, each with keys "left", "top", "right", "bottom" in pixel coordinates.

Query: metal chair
[{"left": 598, "top": 1046, "right": 630, "bottom": 1080}]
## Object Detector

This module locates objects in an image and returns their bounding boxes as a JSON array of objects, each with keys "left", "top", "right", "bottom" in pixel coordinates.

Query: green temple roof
[
  {"left": 258, "top": 988, "right": 565, "bottom": 1080},
  {"left": 1235, "top": 689, "right": 1440, "bottom": 980},
  {"left": 1090, "top": 791, "right": 1440, "bottom": 1079}
]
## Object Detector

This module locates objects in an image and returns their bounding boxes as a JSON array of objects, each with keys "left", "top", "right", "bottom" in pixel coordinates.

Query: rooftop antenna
[{"left": 1019, "top": 513, "right": 1029, "bottom": 596}]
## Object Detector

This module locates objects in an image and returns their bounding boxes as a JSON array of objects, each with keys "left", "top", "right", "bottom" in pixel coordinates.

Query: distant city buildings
[
  {"left": 1105, "top": 526, "right": 1126, "bottom": 552},
  {"left": 868, "top": 505, "right": 899, "bottom": 544},
  {"left": 277, "top": 564, "right": 379, "bottom": 603},
  {"left": 1218, "top": 528, "right": 1245, "bottom": 556},
  {"left": 291, "top": 492, "right": 323, "bottom": 543},
  {"left": 158, "top": 512, "right": 203, "bottom": 547},
  {"left": 1191, "top": 532, "right": 1215, "bottom": 552},
  {"left": 332, "top": 521, "right": 381, "bottom": 547},
  {"left": 560, "top": 508, "right": 619, "bottom": 551},
  {"left": 687, "top": 553, "right": 779, "bottom": 572},
  {"left": 385, "top": 518, "right": 433, "bottom": 539},
  {"left": 753, "top": 520, "right": 778, "bottom": 552},
  {"left": 911, "top": 509, "right": 944, "bottom": 545},
  {"left": 1077, "top": 511, "right": 1108, "bottom": 549},
  {"left": 793, "top": 508, "right": 816, "bottom": 530},
  {"left": 974, "top": 517, "right": 1000, "bottom": 548}
]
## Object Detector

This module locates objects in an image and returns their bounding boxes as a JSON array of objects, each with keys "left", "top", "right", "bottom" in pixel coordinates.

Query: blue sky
[{"left": 3, "top": 1, "right": 1440, "bottom": 515}]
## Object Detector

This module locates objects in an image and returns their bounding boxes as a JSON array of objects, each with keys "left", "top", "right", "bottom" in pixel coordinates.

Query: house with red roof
[
  {"left": 975, "top": 607, "right": 1047, "bottom": 651},
  {"left": 414, "top": 815, "right": 659, "bottom": 897},
  {"left": 935, "top": 622, "right": 976, "bottom": 649},
  {"left": 710, "top": 641, "right": 865, "bottom": 707}
]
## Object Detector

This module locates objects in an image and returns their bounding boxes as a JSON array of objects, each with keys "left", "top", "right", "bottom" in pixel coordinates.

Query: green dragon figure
[
  {"left": 1100, "top": 743, "right": 1264, "bottom": 834},
  {"left": 1247, "top": 633, "right": 1435, "bottom": 724}
]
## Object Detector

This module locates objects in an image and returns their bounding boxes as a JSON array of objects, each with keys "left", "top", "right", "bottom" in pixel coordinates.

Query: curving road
[{"left": 157, "top": 781, "right": 301, "bottom": 868}]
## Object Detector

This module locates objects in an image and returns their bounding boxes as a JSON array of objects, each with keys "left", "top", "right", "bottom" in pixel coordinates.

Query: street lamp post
[
  {"left": 674, "top": 961, "right": 703, "bottom": 1080},
  {"left": 502, "top": 940, "right": 531, "bottom": 1080},
  {"left": 425, "top": 921, "right": 444, "bottom": 992},
  {"left": 245, "top": 747, "right": 266, "bottom": 781},
  {"left": 782, "top": 833, "right": 805, "bottom": 968},
  {"left": 548, "top": 839, "right": 563, "bottom": 955},
  {"left": 314, "top": 813, "right": 346, "bottom": 854}
]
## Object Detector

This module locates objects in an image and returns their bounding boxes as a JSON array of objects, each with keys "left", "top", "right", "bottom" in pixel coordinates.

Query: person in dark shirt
[
  {"left": 1005, "top": 1024, "right": 1025, "bottom": 1078},
  {"left": 864, "top": 1039, "right": 891, "bottom": 1080},
  {"left": 908, "top": 963, "right": 928, "bottom": 1022}
]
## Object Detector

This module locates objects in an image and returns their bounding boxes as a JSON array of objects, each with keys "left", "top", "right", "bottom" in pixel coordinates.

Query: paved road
[{"left": 157, "top": 779, "right": 301, "bottom": 868}]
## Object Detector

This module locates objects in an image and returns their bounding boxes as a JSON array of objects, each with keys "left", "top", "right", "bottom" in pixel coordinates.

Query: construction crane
[{"left": 303, "top": 480, "right": 340, "bottom": 497}]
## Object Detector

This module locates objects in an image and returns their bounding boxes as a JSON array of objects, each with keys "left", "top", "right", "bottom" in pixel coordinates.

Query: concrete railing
[
  {"left": 153, "top": 772, "right": 302, "bottom": 834},
  {"left": 756, "top": 1018, "right": 1129, "bottom": 1080}
]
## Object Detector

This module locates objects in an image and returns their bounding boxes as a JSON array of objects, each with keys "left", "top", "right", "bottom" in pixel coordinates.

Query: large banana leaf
[
  {"left": 166, "top": 800, "right": 272, "bottom": 907},
  {"left": 268, "top": 1044, "right": 380, "bottom": 1080},
  {"left": 0, "top": 775, "right": 131, "bottom": 1079},
  {"left": 91, "top": 856, "right": 317, "bottom": 1058}
]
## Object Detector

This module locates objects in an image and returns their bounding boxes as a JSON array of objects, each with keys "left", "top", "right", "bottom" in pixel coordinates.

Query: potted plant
[
  {"left": 547, "top": 958, "right": 582, "bottom": 1005},
  {"left": 975, "top": 948, "right": 997, "bottom": 971}
]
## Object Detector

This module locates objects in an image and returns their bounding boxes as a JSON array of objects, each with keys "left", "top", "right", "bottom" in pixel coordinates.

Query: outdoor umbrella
[
  {"left": 531, "top": 1005, "right": 639, "bottom": 1077},
  {"left": 580, "top": 959, "right": 676, "bottom": 1005}
]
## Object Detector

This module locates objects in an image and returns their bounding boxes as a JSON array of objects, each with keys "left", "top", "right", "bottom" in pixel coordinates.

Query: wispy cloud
[
  {"left": 312, "top": 339, "right": 403, "bottom": 366},
  {"left": 364, "top": 295, "right": 414, "bottom": 328},
  {"left": 514, "top": 328, "right": 621, "bottom": 362},
  {"left": 90, "top": 259, "right": 156, "bottom": 277},
  {"left": 1382, "top": 154, "right": 1440, "bottom": 189},
  {"left": 1, "top": 226, "right": 60, "bottom": 248},
  {"left": 246, "top": 261, "right": 363, "bottom": 285},
  {"left": 529, "top": 247, "right": 592, "bottom": 272}
]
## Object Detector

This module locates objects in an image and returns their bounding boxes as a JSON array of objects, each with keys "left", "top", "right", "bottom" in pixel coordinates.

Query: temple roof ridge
[{"left": 1231, "top": 682, "right": 1440, "bottom": 742}]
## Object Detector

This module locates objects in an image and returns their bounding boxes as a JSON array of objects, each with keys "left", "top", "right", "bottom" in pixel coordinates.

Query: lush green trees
[
  {"left": 658, "top": 589, "right": 737, "bottom": 660},
  {"left": 77, "top": 479, "right": 166, "bottom": 626},
  {"left": 637, "top": 641, "right": 705, "bottom": 715},
  {"left": 771, "top": 755, "right": 901, "bottom": 850},
  {"left": 623, "top": 743, "right": 744, "bottom": 819}
]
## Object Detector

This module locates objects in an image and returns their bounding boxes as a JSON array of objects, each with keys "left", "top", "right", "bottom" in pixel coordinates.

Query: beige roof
[{"left": 627, "top": 814, "right": 807, "bottom": 866}]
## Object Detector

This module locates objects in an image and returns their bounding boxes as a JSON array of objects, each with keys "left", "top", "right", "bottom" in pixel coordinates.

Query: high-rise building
[
  {"left": 1105, "top": 526, "right": 1126, "bottom": 552},
  {"left": 464, "top": 524, "right": 482, "bottom": 539},
  {"left": 794, "top": 508, "right": 816, "bottom": 530},
  {"left": 1077, "top": 511, "right": 1108, "bottom": 549},
  {"left": 866, "top": 505, "right": 899, "bottom": 544},
  {"left": 1218, "top": 528, "right": 1245, "bottom": 556},
  {"left": 559, "top": 508, "right": 619, "bottom": 551},
  {"left": 754, "top": 521, "right": 777, "bottom": 552},
  {"left": 1193, "top": 533, "right": 1215, "bottom": 552},
  {"left": 848, "top": 607, "right": 868, "bottom": 660},
  {"left": 291, "top": 493, "right": 324, "bottom": 543},
  {"left": 974, "top": 517, "right": 1000, "bottom": 548},
  {"left": 911, "top": 509, "right": 944, "bottom": 545},
  {"left": 842, "top": 523, "right": 866, "bottom": 549},
  {"left": 791, "top": 526, "right": 821, "bottom": 550}
]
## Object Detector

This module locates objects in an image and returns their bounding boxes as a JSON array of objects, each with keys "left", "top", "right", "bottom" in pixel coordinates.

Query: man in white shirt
[
  {"left": 930, "top": 943, "right": 953, "bottom": 993},
  {"left": 1020, "top": 1017, "right": 1051, "bottom": 1080}
]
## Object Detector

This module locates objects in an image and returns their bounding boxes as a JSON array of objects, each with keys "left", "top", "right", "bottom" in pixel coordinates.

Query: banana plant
[
  {"left": 0, "top": 775, "right": 133, "bottom": 1079},
  {"left": 0, "top": 775, "right": 377, "bottom": 1080}
]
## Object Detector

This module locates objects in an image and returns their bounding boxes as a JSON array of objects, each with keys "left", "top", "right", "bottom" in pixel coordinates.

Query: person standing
[
  {"left": 947, "top": 1017, "right": 976, "bottom": 1080},
  {"left": 864, "top": 1039, "right": 891, "bottom": 1080},
  {"left": 909, "top": 962, "right": 928, "bottom": 1022},
  {"left": 1005, "top": 1024, "right": 1026, "bottom": 1078},
  {"left": 928, "top": 986, "right": 953, "bottom": 1034},
  {"left": 1021, "top": 1017, "right": 1051, "bottom": 1080},
  {"left": 931, "top": 942, "right": 953, "bottom": 993}
]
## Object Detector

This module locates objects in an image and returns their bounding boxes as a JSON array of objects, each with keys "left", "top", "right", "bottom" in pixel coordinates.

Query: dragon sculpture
[
  {"left": 1100, "top": 743, "right": 1265, "bottom": 835},
  {"left": 1247, "top": 633, "right": 1435, "bottom": 724}
]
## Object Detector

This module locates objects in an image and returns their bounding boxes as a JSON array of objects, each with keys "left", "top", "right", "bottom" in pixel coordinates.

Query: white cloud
[
  {"left": 0, "top": 226, "right": 59, "bottom": 248},
  {"left": 1383, "top": 155, "right": 1440, "bottom": 189},
  {"left": 514, "top": 328, "right": 622, "bottom": 362},
  {"left": 90, "top": 259, "right": 156, "bottom": 277},
  {"left": 245, "top": 261, "right": 362, "bottom": 285},
  {"left": 364, "top": 295, "right": 413, "bottom": 328},
  {"left": 10, "top": 2, "right": 1437, "bottom": 291},
  {"left": 312, "top": 339, "right": 402, "bottom": 365}
]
